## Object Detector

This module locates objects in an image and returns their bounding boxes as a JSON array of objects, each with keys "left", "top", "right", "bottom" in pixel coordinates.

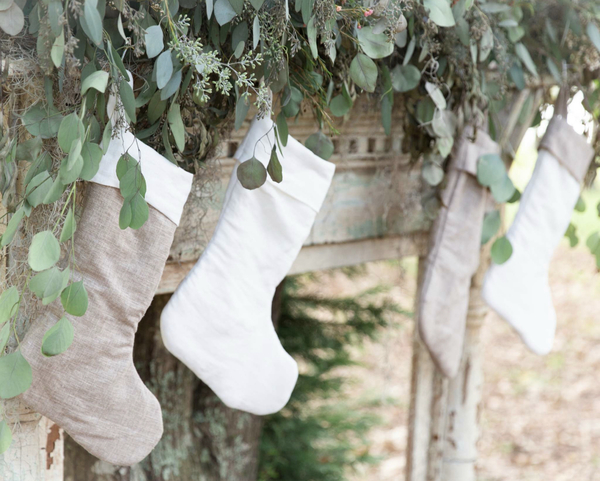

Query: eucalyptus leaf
[
  {"left": 515, "top": 42, "right": 538, "bottom": 78},
  {"left": 81, "top": 70, "right": 109, "bottom": 95},
  {"left": 307, "top": 16, "right": 318, "bottom": 59},
  {"left": 214, "top": 0, "right": 236, "bottom": 25},
  {"left": 119, "top": 79, "right": 136, "bottom": 122},
  {"left": 391, "top": 64, "right": 421, "bottom": 92},
  {"left": 29, "top": 266, "right": 67, "bottom": 305},
  {"left": 305, "top": 131, "right": 334, "bottom": 160},
  {"left": 329, "top": 93, "right": 352, "bottom": 117},
  {"left": 128, "top": 192, "right": 149, "bottom": 229},
  {"left": 477, "top": 153, "right": 505, "bottom": 186},
  {"left": 276, "top": 112, "right": 288, "bottom": 147},
  {"left": 267, "top": 146, "right": 283, "bottom": 183},
  {"left": 481, "top": 210, "right": 501, "bottom": 245},
  {"left": 22, "top": 105, "right": 63, "bottom": 139},
  {"left": 1, "top": 207, "right": 24, "bottom": 247},
  {"left": 80, "top": 142, "right": 103, "bottom": 181},
  {"left": 167, "top": 103, "right": 186, "bottom": 151},
  {"left": 51, "top": 31, "right": 65, "bottom": 68},
  {"left": 490, "top": 174, "right": 516, "bottom": 203},
  {"left": 61, "top": 281, "right": 88, "bottom": 316},
  {"left": 160, "top": 68, "right": 182, "bottom": 100},
  {"left": 237, "top": 157, "right": 267, "bottom": 190},
  {"left": 41, "top": 317, "right": 74, "bottom": 356},
  {"left": 422, "top": 161, "right": 444, "bottom": 186},
  {"left": 28, "top": 230, "right": 60, "bottom": 272},
  {"left": 0, "top": 2, "right": 24, "bottom": 36},
  {"left": 424, "top": 0, "right": 455, "bottom": 27},
  {"left": 425, "top": 82, "right": 446, "bottom": 109},
  {"left": 58, "top": 113, "right": 85, "bottom": 153},
  {"left": 59, "top": 153, "right": 84, "bottom": 184},
  {"left": 145, "top": 25, "right": 164, "bottom": 58},
  {"left": 253, "top": 15, "right": 260, "bottom": 49},
  {"left": 25, "top": 170, "right": 52, "bottom": 208},
  {"left": 357, "top": 26, "right": 394, "bottom": 59},
  {"left": 148, "top": 91, "right": 168, "bottom": 124},
  {"left": 349, "top": 53, "right": 377, "bottom": 93},
  {"left": 60, "top": 208, "right": 76, "bottom": 243},
  {"left": 0, "top": 351, "right": 32, "bottom": 399},
  {"left": 250, "top": 0, "right": 264, "bottom": 9},
  {"left": 491, "top": 236, "right": 513, "bottom": 264},
  {"left": 82, "top": 0, "right": 103, "bottom": 46},
  {"left": 155, "top": 50, "right": 174, "bottom": 89},
  {"left": 587, "top": 22, "right": 600, "bottom": 53},
  {"left": 0, "top": 287, "right": 19, "bottom": 324}
]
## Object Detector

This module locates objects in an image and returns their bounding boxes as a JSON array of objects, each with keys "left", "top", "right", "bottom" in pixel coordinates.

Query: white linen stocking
[{"left": 161, "top": 117, "right": 335, "bottom": 415}]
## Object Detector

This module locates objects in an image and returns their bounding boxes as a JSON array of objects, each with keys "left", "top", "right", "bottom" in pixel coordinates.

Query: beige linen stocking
[
  {"left": 19, "top": 130, "right": 192, "bottom": 465},
  {"left": 419, "top": 126, "right": 500, "bottom": 378}
]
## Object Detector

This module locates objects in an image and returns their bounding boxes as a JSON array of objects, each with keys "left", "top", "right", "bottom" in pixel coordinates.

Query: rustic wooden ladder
[{"left": 0, "top": 90, "right": 541, "bottom": 480}]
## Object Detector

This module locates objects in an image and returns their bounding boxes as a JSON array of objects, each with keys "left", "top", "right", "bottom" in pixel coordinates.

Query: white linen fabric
[{"left": 161, "top": 116, "right": 335, "bottom": 415}]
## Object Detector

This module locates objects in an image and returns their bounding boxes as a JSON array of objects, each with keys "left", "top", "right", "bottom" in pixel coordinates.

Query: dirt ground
[{"left": 315, "top": 243, "right": 600, "bottom": 481}]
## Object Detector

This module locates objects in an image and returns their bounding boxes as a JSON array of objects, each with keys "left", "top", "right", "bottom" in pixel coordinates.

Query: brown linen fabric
[
  {"left": 19, "top": 183, "right": 174, "bottom": 466},
  {"left": 538, "top": 116, "right": 595, "bottom": 183},
  {"left": 419, "top": 126, "right": 500, "bottom": 378}
]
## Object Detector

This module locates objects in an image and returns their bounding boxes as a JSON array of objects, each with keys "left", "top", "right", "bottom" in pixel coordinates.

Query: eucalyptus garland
[{"left": 0, "top": 0, "right": 599, "bottom": 454}]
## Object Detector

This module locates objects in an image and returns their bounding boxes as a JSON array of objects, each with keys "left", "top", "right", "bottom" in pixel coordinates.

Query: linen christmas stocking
[
  {"left": 419, "top": 126, "right": 500, "bottom": 378},
  {"left": 19, "top": 102, "right": 193, "bottom": 465},
  {"left": 161, "top": 116, "right": 335, "bottom": 415},
  {"left": 482, "top": 108, "right": 594, "bottom": 354}
]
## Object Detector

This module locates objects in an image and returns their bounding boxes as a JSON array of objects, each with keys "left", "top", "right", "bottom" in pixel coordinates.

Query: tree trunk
[{"left": 64, "top": 282, "right": 286, "bottom": 481}]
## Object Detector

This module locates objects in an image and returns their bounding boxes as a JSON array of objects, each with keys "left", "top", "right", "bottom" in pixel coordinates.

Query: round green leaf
[
  {"left": 25, "top": 171, "right": 52, "bottom": 208},
  {"left": 237, "top": 157, "right": 267, "bottom": 190},
  {"left": 476, "top": 153, "right": 505, "bottom": 187},
  {"left": 81, "top": 70, "right": 109, "bottom": 95},
  {"left": 491, "top": 236, "right": 513, "bottom": 265},
  {"left": 0, "top": 351, "right": 32, "bottom": 399},
  {"left": 357, "top": 26, "right": 394, "bottom": 59},
  {"left": 422, "top": 161, "right": 444, "bottom": 186},
  {"left": 0, "top": 2, "right": 24, "bottom": 36},
  {"left": 57, "top": 113, "right": 85, "bottom": 153},
  {"left": 41, "top": 317, "right": 74, "bottom": 357},
  {"left": 349, "top": 53, "right": 378, "bottom": 93},
  {"left": 305, "top": 131, "right": 334, "bottom": 160},
  {"left": 29, "top": 266, "right": 68, "bottom": 305},
  {"left": 490, "top": 174, "right": 516, "bottom": 203},
  {"left": 391, "top": 64, "right": 421, "bottom": 93},
  {"left": 424, "top": 0, "right": 455, "bottom": 27},
  {"left": 329, "top": 94, "right": 352, "bottom": 117},
  {"left": 61, "top": 281, "right": 88, "bottom": 317},
  {"left": 28, "top": 230, "right": 60, "bottom": 272},
  {"left": 145, "top": 25, "right": 164, "bottom": 58},
  {"left": 213, "top": 0, "right": 236, "bottom": 25},
  {"left": 80, "top": 142, "right": 103, "bottom": 181}
]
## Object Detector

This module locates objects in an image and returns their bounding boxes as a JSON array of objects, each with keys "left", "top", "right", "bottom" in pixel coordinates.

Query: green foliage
[{"left": 259, "top": 276, "right": 406, "bottom": 480}]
